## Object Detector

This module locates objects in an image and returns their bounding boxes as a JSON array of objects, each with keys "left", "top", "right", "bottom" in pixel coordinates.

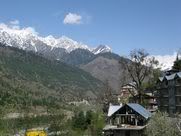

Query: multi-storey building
[{"left": 157, "top": 72, "right": 181, "bottom": 115}]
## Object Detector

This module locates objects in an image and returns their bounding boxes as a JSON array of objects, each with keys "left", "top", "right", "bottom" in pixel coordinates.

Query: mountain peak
[
  {"left": 92, "top": 45, "right": 112, "bottom": 54},
  {"left": 0, "top": 23, "right": 112, "bottom": 55}
]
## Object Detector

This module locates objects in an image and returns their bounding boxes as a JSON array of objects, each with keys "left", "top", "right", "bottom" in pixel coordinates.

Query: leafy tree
[
  {"left": 86, "top": 110, "right": 93, "bottom": 125},
  {"left": 88, "top": 112, "right": 105, "bottom": 136},
  {"left": 176, "top": 114, "right": 181, "bottom": 134},
  {"left": 145, "top": 111, "right": 180, "bottom": 136},
  {"left": 71, "top": 110, "right": 105, "bottom": 136},
  {"left": 120, "top": 49, "right": 159, "bottom": 104},
  {"left": 72, "top": 111, "right": 87, "bottom": 130}
]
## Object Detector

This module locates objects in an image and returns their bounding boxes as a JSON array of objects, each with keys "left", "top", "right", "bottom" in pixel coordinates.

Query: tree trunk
[{"left": 138, "top": 92, "right": 143, "bottom": 105}]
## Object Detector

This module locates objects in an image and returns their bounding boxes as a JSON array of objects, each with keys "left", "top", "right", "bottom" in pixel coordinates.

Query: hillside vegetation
[{"left": 0, "top": 44, "right": 103, "bottom": 113}]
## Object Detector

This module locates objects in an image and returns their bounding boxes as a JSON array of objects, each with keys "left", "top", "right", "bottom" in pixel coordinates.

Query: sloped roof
[
  {"left": 158, "top": 77, "right": 164, "bottom": 82},
  {"left": 107, "top": 103, "right": 151, "bottom": 119},
  {"left": 177, "top": 72, "right": 181, "bottom": 78},
  {"left": 108, "top": 105, "right": 122, "bottom": 117},
  {"left": 158, "top": 72, "right": 181, "bottom": 82},
  {"left": 127, "top": 103, "right": 152, "bottom": 119},
  {"left": 165, "top": 73, "right": 176, "bottom": 80}
]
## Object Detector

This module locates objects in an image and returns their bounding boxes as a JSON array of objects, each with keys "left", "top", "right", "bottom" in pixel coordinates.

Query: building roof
[
  {"left": 127, "top": 103, "right": 152, "bottom": 119},
  {"left": 177, "top": 72, "right": 181, "bottom": 78},
  {"left": 158, "top": 77, "right": 164, "bottom": 82},
  {"left": 108, "top": 105, "right": 122, "bottom": 117},
  {"left": 107, "top": 103, "right": 151, "bottom": 119},
  {"left": 165, "top": 73, "right": 176, "bottom": 80},
  {"left": 158, "top": 72, "right": 181, "bottom": 82}
]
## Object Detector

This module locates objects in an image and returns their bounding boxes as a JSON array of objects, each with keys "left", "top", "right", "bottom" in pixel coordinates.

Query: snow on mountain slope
[
  {"left": 1, "top": 21, "right": 176, "bottom": 71},
  {"left": 0, "top": 22, "right": 111, "bottom": 54},
  {"left": 41, "top": 35, "right": 91, "bottom": 52},
  {"left": 152, "top": 53, "right": 177, "bottom": 70},
  {"left": 92, "top": 45, "right": 112, "bottom": 54}
]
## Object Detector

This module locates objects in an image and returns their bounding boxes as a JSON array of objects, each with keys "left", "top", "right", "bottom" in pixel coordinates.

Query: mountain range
[
  {"left": 0, "top": 25, "right": 126, "bottom": 92},
  {"left": 0, "top": 25, "right": 136, "bottom": 94},
  {"left": 0, "top": 24, "right": 176, "bottom": 70},
  {"left": 0, "top": 26, "right": 111, "bottom": 59}
]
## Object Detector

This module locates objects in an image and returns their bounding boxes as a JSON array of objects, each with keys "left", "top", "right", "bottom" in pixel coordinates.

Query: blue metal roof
[
  {"left": 127, "top": 103, "right": 152, "bottom": 119},
  {"left": 158, "top": 72, "right": 181, "bottom": 82},
  {"left": 158, "top": 77, "right": 164, "bottom": 82},
  {"left": 165, "top": 73, "right": 176, "bottom": 80},
  {"left": 177, "top": 72, "right": 181, "bottom": 78},
  {"left": 108, "top": 105, "right": 122, "bottom": 117}
]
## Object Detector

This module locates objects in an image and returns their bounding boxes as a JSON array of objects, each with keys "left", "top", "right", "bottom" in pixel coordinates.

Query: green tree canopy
[
  {"left": 172, "top": 58, "right": 181, "bottom": 71},
  {"left": 145, "top": 111, "right": 180, "bottom": 136}
]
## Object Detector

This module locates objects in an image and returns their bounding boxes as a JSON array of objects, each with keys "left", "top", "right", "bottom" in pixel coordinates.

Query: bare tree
[
  {"left": 120, "top": 49, "right": 159, "bottom": 104},
  {"left": 100, "top": 80, "right": 118, "bottom": 114}
]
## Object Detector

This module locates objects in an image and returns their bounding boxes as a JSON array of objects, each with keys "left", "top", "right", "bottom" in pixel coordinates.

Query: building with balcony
[
  {"left": 157, "top": 72, "right": 181, "bottom": 115},
  {"left": 118, "top": 83, "right": 157, "bottom": 113},
  {"left": 103, "top": 103, "right": 151, "bottom": 136}
]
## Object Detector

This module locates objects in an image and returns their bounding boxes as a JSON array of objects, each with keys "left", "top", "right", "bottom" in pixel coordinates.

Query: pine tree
[{"left": 172, "top": 53, "right": 181, "bottom": 71}]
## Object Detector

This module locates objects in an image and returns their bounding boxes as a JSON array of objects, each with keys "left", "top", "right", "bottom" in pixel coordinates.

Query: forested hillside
[{"left": 0, "top": 44, "right": 104, "bottom": 113}]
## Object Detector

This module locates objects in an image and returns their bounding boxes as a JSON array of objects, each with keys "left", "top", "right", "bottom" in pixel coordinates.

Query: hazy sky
[{"left": 0, "top": 0, "right": 180, "bottom": 55}]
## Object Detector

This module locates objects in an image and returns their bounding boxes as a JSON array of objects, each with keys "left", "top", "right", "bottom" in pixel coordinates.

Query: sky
[{"left": 0, "top": 0, "right": 180, "bottom": 56}]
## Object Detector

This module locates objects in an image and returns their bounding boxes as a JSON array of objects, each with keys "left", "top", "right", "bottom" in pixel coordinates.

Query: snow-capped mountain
[
  {"left": 92, "top": 45, "right": 112, "bottom": 54},
  {"left": 41, "top": 35, "right": 91, "bottom": 52},
  {"left": 0, "top": 24, "right": 111, "bottom": 56},
  {"left": 153, "top": 53, "right": 178, "bottom": 70}
]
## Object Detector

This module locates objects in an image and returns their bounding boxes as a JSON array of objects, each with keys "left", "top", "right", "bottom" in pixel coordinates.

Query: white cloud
[
  {"left": 0, "top": 20, "right": 38, "bottom": 36},
  {"left": 152, "top": 53, "right": 177, "bottom": 70},
  {"left": 9, "top": 20, "right": 20, "bottom": 29},
  {"left": 63, "top": 13, "right": 82, "bottom": 25},
  {"left": 9, "top": 20, "right": 19, "bottom": 25}
]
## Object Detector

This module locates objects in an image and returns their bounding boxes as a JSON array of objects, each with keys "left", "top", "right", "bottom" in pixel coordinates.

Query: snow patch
[{"left": 152, "top": 52, "right": 177, "bottom": 70}]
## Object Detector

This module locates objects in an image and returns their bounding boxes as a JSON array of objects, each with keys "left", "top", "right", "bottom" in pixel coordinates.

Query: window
[{"left": 125, "top": 130, "right": 130, "bottom": 136}]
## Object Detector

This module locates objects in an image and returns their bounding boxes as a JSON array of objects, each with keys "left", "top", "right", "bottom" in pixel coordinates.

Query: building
[
  {"left": 141, "top": 93, "right": 157, "bottom": 113},
  {"left": 157, "top": 72, "right": 181, "bottom": 115},
  {"left": 133, "top": 90, "right": 158, "bottom": 113},
  {"left": 103, "top": 103, "right": 151, "bottom": 136},
  {"left": 118, "top": 84, "right": 157, "bottom": 112},
  {"left": 118, "top": 83, "right": 137, "bottom": 103}
]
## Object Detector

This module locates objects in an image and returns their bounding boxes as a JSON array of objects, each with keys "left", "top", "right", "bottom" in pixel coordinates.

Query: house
[
  {"left": 156, "top": 72, "right": 181, "bottom": 115},
  {"left": 103, "top": 103, "right": 151, "bottom": 136},
  {"left": 133, "top": 90, "right": 158, "bottom": 113},
  {"left": 141, "top": 93, "right": 157, "bottom": 113},
  {"left": 118, "top": 83, "right": 157, "bottom": 112},
  {"left": 118, "top": 83, "right": 137, "bottom": 103}
]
